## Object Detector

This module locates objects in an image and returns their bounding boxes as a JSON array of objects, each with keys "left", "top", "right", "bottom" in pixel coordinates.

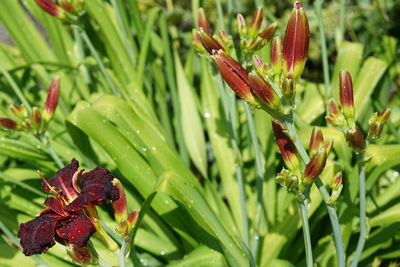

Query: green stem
[
  {"left": 87, "top": 241, "right": 113, "bottom": 267},
  {"left": 79, "top": 29, "right": 120, "bottom": 96},
  {"left": 215, "top": 0, "right": 226, "bottom": 31},
  {"left": 39, "top": 134, "right": 64, "bottom": 169},
  {"left": 119, "top": 237, "right": 130, "bottom": 267},
  {"left": 283, "top": 117, "right": 346, "bottom": 267},
  {"left": 243, "top": 103, "right": 265, "bottom": 259},
  {"left": 350, "top": 152, "right": 366, "bottom": 267},
  {"left": 73, "top": 27, "right": 91, "bottom": 98},
  {"left": 298, "top": 199, "right": 313, "bottom": 267},
  {"left": 339, "top": 0, "right": 345, "bottom": 42},
  {"left": 0, "top": 60, "right": 31, "bottom": 112},
  {"left": 314, "top": 0, "right": 330, "bottom": 106}
]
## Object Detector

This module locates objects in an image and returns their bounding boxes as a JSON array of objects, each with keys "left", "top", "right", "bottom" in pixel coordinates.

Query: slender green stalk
[
  {"left": 87, "top": 241, "right": 113, "bottom": 267},
  {"left": 119, "top": 238, "right": 130, "bottom": 267},
  {"left": 236, "top": 164, "right": 250, "bottom": 246},
  {"left": 243, "top": 103, "right": 265, "bottom": 258},
  {"left": 0, "top": 60, "right": 31, "bottom": 112},
  {"left": 339, "top": 0, "right": 345, "bottom": 42},
  {"left": 298, "top": 199, "right": 313, "bottom": 267},
  {"left": 79, "top": 29, "right": 120, "bottom": 96},
  {"left": 283, "top": 117, "right": 346, "bottom": 267},
  {"left": 314, "top": 0, "right": 330, "bottom": 106},
  {"left": 39, "top": 134, "right": 64, "bottom": 169},
  {"left": 350, "top": 151, "right": 367, "bottom": 267}
]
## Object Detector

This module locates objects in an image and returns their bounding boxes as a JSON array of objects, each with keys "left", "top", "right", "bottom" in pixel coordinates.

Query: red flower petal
[
  {"left": 17, "top": 209, "right": 63, "bottom": 256},
  {"left": 65, "top": 167, "right": 119, "bottom": 212},
  {"left": 44, "top": 197, "right": 68, "bottom": 217},
  {"left": 56, "top": 212, "right": 96, "bottom": 247},
  {"left": 42, "top": 159, "right": 80, "bottom": 203}
]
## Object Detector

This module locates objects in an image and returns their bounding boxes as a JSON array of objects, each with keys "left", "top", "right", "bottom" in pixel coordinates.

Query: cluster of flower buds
[
  {"left": 0, "top": 77, "right": 60, "bottom": 135},
  {"left": 34, "top": 0, "right": 85, "bottom": 22},
  {"left": 272, "top": 120, "right": 332, "bottom": 193},
  {"left": 112, "top": 179, "right": 140, "bottom": 257},
  {"left": 327, "top": 172, "right": 343, "bottom": 204},
  {"left": 326, "top": 70, "right": 390, "bottom": 151},
  {"left": 237, "top": 8, "right": 277, "bottom": 55},
  {"left": 193, "top": 2, "right": 310, "bottom": 118}
]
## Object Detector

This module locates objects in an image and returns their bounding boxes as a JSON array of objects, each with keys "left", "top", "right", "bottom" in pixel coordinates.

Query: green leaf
[{"left": 167, "top": 246, "right": 227, "bottom": 267}]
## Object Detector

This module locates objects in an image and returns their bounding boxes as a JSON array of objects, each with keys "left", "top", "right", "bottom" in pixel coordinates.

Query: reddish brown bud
[
  {"left": 346, "top": 127, "right": 366, "bottom": 152},
  {"left": 258, "top": 22, "right": 277, "bottom": 43},
  {"left": 252, "top": 55, "right": 270, "bottom": 77},
  {"left": 368, "top": 108, "right": 391, "bottom": 140},
  {"left": 249, "top": 7, "right": 263, "bottom": 39},
  {"left": 270, "top": 36, "right": 283, "bottom": 77},
  {"left": 32, "top": 107, "right": 42, "bottom": 132},
  {"left": 212, "top": 50, "right": 260, "bottom": 107},
  {"left": 9, "top": 104, "right": 28, "bottom": 119},
  {"left": 272, "top": 119, "right": 300, "bottom": 172},
  {"left": 218, "top": 30, "right": 233, "bottom": 50},
  {"left": 43, "top": 76, "right": 60, "bottom": 123},
  {"left": 303, "top": 149, "right": 327, "bottom": 184},
  {"left": 324, "top": 139, "right": 334, "bottom": 155},
  {"left": 331, "top": 172, "right": 343, "bottom": 191},
  {"left": 60, "top": 0, "right": 84, "bottom": 16},
  {"left": 67, "top": 244, "right": 97, "bottom": 265},
  {"left": 378, "top": 108, "right": 391, "bottom": 123},
  {"left": 192, "top": 30, "right": 206, "bottom": 53},
  {"left": 249, "top": 71, "right": 280, "bottom": 110},
  {"left": 309, "top": 127, "right": 324, "bottom": 158},
  {"left": 282, "top": 2, "right": 310, "bottom": 80},
  {"left": 198, "top": 8, "right": 212, "bottom": 35},
  {"left": 112, "top": 179, "right": 128, "bottom": 232},
  {"left": 0, "top": 118, "right": 19, "bottom": 130},
  {"left": 127, "top": 209, "right": 140, "bottom": 232},
  {"left": 339, "top": 70, "right": 355, "bottom": 120},
  {"left": 326, "top": 98, "right": 345, "bottom": 127},
  {"left": 197, "top": 28, "right": 224, "bottom": 55},
  {"left": 34, "top": 0, "right": 61, "bottom": 17}
]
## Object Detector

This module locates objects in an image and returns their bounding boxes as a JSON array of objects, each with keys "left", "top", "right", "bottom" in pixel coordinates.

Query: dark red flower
[{"left": 17, "top": 159, "right": 119, "bottom": 256}]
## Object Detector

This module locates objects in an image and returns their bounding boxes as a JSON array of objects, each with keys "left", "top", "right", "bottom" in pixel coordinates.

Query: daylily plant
[{"left": 17, "top": 159, "right": 119, "bottom": 257}]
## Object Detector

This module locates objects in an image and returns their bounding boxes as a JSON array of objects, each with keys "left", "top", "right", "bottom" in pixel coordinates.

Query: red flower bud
[
  {"left": 249, "top": 7, "right": 263, "bottom": 39},
  {"left": 326, "top": 98, "right": 345, "bottom": 127},
  {"left": 252, "top": 55, "right": 270, "bottom": 77},
  {"left": 43, "top": 76, "right": 60, "bottom": 123},
  {"left": 34, "top": 0, "right": 61, "bottom": 17},
  {"left": 378, "top": 108, "right": 391, "bottom": 123},
  {"left": 258, "top": 22, "right": 277, "bottom": 43},
  {"left": 303, "top": 149, "right": 327, "bottom": 185},
  {"left": 331, "top": 172, "right": 343, "bottom": 191},
  {"left": 368, "top": 108, "right": 391, "bottom": 140},
  {"left": 127, "top": 209, "right": 140, "bottom": 232},
  {"left": 272, "top": 119, "right": 300, "bottom": 173},
  {"left": 237, "top": 14, "right": 248, "bottom": 37},
  {"left": 309, "top": 127, "right": 324, "bottom": 158},
  {"left": 270, "top": 36, "right": 283, "bottom": 77},
  {"left": 282, "top": 74, "right": 295, "bottom": 102},
  {"left": 249, "top": 71, "right": 280, "bottom": 110},
  {"left": 67, "top": 244, "right": 97, "bottom": 265},
  {"left": 346, "top": 127, "right": 366, "bottom": 152},
  {"left": 0, "top": 118, "right": 19, "bottom": 130},
  {"left": 197, "top": 28, "right": 224, "bottom": 55},
  {"left": 339, "top": 70, "right": 355, "bottom": 120},
  {"left": 198, "top": 8, "right": 211, "bottom": 35},
  {"left": 112, "top": 179, "right": 128, "bottom": 232},
  {"left": 10, "top": 104, "right": 28, "bottom": 119},
  {"left": 282, "top": 2, "right": 310, "bottom": 80},
  {"left": 32, "top": 107, "right": 42, "bottom": 132},
  {"left": 212, "top": 50, "right": 260, "bottom": 107}
]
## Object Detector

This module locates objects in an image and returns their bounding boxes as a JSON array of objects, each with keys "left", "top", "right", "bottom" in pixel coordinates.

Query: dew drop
[
  {"left": 36, "top": 145, "right": 41, "bottom": 149},
  {"left": 151, "top": 146, "right": 156, "bottom": 151},
  {"left": 160, "top": 250, "right": 165, "bottom": 255},
  {"left": 204, "top": 112, "right": 211, "bottom": 118},
  {"left": 70, "top": 235, "right": 76, "bottom": 241},
  {"left": 142, "top": 147, "right": 147, "bottom": 152},
  {"left": 136, "top": 130, "right": 140, "bottom": 134},
  {"left": 77, "top": 230, "right": 82, "bottom": 235}
]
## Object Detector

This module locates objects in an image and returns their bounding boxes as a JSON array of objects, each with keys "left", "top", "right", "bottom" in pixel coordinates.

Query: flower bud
[
  {"left": 197, "top": 28, "right": 224, "bottom": 55},
  {"left": 192, "top": 30, "right": 207, "bottom": 54},
  {"left": 67, "top": 244, "right": 97, "bottom": 265},
  {"left": 331, "top": 172, "right": 343, "bottom": 191},
  {"left": 309, "top": 127, "right": 324, "bottom": 158},
  {"left": 237, "top": 14, "right": 248, "bottom": 38},
  {"left": 324, "top": 139, "right": 334, "bottom": 155},
  {"left": 270, "top": 36, "right": 283, "bottom": 77},
  {"left": 339, "top": 70, "right": 355, "bottom": 120},
  {"left": 10, "top": 104, "right": 28, "bottom": 119},
  {"left": 43, "top": 76, "right": 60, "bottom": 123},
  {"left": 0, "top": 118, "right": 20, "bottom": 130},
  {"left": 368, "top": 108, "right": 391, "bottom": 140},
  {"left": 32, "top": 107, "right": 42, "bottom": 133},
  {"left": 276, "top": 168, "right": 298, "bottom": 191},
  {"left": 218, "top": 30, "right": 233, "bottom": 50},
  {"left": 198, "top": 8, "right": 211, "bottom": 35},
  {"left": 252, "top": 55, "right": 270, "bottom": 77},
  {"left": 212, "top": 50, "right": 260, "bottom": 107},
  {"left": 326, "top": 98, "right": 345, "bottom": 127},
  {"left": 282, "top": 2, "right": 310, "bottom": 80},
  {"left": 249, "top": 7, "right": 263, "bottom": 39},
  {"left": 112, "top": 179, "right": 128, "bottom": 233},
  {"left": 282, "top": 74, "right": 295, "bottom": 102},
  {"left": 127, "top": 209, "right": 140, "bottom": 232},
  {"left": 272, "top": 119, "right": 300, "bottom": 173},
  {"left": 258, "top": 22, "right": 277, "bottom": 44},
  {"left": 303, "top": 149, "right": 327, "bottom": 185},
  {"left": 249, "top": 71, "right": 280, "bottom": 111},
  {"left": 346, "top": 127, "right": 366, "bottom": 152},
  {"left": 34, "top": 0, "right": 65, "bottom": 18}
]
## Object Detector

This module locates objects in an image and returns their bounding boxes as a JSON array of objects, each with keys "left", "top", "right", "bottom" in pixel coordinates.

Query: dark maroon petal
[
  {"left": 17, "top": 210, "right": 63, "bottom": 256},
  {"left": 65, "top": 167, "right": 119, "bottom": 212},
  {"left": 42, "top": 158, "right": 80, "bottom": 203},
  {"left": 44, "top": 197, "right": 68, "bottom": 217},
  {"left": 56, "top": 212, "right": 96, "bottom": 247}
]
